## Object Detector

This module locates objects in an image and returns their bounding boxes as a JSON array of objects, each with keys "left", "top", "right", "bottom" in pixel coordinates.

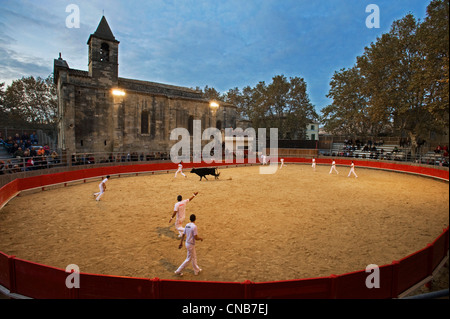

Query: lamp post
[
  {"left": 112, "top": 89, "right": 126, "bottom": 97},
  {"left": 209, "top": 101, "right": 219, "bottom": 115}
]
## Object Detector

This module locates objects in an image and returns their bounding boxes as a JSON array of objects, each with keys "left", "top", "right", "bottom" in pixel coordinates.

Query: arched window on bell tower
[{"left": 100, "top": 43, "right": 110, "bottom": 62}]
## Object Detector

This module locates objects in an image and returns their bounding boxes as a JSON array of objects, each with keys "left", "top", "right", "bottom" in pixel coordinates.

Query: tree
[
  {"left": 225, "top": 75, "right": 317, "bottom": 139},
  {"left": 357, "top": 13, "right": 442, "bottom": 155},
  {"left": 202, "top": 85, "right": 224, "bottom": 102},
  {"left": 0, "top": 82, "right": 5, "bottom": 124},
  {"left": 320, "top": 66, "right": 389, "bottom": 138},
  {"left": 416, "top": 0, "right": 449, "bottom": 128},
  {"left": 2, "top": 75, "right": 57, "bottom": 126},
  {"left": 323, "top": 0, "right": 449, "bottom": 156}
]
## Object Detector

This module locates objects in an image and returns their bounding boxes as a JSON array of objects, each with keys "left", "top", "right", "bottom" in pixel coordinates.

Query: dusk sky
[{"left": 0, "top": 0, "right": 431, "bottom": 112}]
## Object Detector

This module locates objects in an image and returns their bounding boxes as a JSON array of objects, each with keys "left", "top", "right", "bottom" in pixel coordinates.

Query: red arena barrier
[{"left": 0, "top": 159, "right": 448, "bottom": 299}]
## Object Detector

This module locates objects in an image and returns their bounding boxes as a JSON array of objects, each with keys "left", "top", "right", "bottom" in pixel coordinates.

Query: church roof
[
  {"left": 87, "top": 16, "right": 119, "bottom": 44},
  {"left": 118, "top": 77, "right": 205, "bottom": 100}
]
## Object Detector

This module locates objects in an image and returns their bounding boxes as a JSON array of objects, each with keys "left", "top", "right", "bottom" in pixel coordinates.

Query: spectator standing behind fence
[
  {"left": 51, "top": 151, "right": 60, "bottom": 164},
  {"left": 26, "top": 158, "right": 34, "bottom": 171}
]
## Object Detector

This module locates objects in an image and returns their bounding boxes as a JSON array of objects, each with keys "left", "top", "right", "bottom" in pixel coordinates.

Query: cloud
[{"left": 0, "top": 0, "right": 432, "bottom": 111}]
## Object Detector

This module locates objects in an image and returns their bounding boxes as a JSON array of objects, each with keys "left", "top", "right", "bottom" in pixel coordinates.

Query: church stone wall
[{"left": 55, "top": 17, "right": 237, "bottom": 156}]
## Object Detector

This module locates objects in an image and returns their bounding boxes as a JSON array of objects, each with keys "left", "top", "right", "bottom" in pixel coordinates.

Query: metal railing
[{"left": 319, "top": 144, "right": 449, "bottom": 167}]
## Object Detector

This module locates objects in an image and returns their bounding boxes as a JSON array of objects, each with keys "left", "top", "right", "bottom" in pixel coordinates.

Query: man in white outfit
[
  {"left": 174, "top": 162, "right": 186, "bottom": 178},
  {"left": 93, "top": 175, "right": 110, "bottom": 201},
  {"left": 329, "top": 159, "right": 339, "bottom": 174},
  {"left": 280, "top": 158, "right": 285, "bottom": 169},
  {"left": 261, "top": 154, "right": 267, "bottom": 165},
  {"left": 348, "top": 161, "right": 358, "bottom": 178},
  {"left": 175, "top": 214, "right": 203, "bottom": 276},
  {"left": 170, "top": 192, "right": 198, "bottom": 237},
  {"left": 312, "top": 158, "right": 316, "bottom": 171}
]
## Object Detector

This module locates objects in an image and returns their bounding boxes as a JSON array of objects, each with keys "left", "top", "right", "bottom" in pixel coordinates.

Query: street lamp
[
  {"left": 209, "top": 101, "right": 219, "bottom": 114},
  {"left": 112, "top": 89, "right": 126, "bottom": 96}
]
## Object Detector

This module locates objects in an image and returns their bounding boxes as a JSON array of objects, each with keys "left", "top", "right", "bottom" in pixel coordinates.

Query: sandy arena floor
[{"left": 0, "top": 164, "right": 448, "bottom": 283}]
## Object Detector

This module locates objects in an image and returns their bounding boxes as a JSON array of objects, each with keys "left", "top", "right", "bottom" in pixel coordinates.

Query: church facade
[{"left": 54, "top": 16, "right": 237, "bottom": 156}]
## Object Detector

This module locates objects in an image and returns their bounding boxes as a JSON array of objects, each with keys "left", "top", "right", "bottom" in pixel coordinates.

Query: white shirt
[
  {"left": 174, "top": 199, "right": 189, "bottom": 221},
  {"left": 332, "top": 161, "right": 336, "bottom": 166},
  {"left": 183, "top": 222, "right": 198, "bottom": 245},
  {"left": 177, "top": 164, "right": 183, "bottom": 171},
  {"left": 99, "top": 178, "right": 108, "bottom": 189}
]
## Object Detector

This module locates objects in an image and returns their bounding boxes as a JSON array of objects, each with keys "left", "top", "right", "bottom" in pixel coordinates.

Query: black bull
[{"left": 190, "top": 167, "right": 220, "bottom": 181}]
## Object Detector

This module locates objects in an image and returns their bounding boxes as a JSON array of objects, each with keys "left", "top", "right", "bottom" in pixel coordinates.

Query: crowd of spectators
[
  {"left": 334, "top": 138, "right": 388, "bottom": 159},
  {"left": 434, "top": 144, "right": 449, "bottom": 157},
  {"left": 0, "top": 131, "right": 61, "bottom": 175},
  {"left": 2, "top": 130, "right": 449, "bottom": 174},
  {"left": 71, "top": 151, "right": 170, "bottom": 165},
  {"left": 431, "top": 144, "right": 449, "bottom": 167}
]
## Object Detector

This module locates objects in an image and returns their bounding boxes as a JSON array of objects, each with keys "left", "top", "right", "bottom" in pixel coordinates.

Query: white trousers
[
  {"left": 348, "top": 168, "right": 358, "bottom": 178},
  {"left": 94, "top": 185, "right": 105, "bottom": 201},
  {"left": 174, "top": 169, "right": 186, "bottom": 178},
  {"left": 175, "top": 218, "right": 185, "bottom": 237},
  {"left": 176, "top": 243, "right": 200, "bottom": 274},
  {"left": 329, "top": 165, "right": 339, "bottom": 174}
]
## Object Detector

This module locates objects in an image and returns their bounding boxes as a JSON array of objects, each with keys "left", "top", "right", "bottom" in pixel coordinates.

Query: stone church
[{"left": 54, "top": 16, "right": 237, "bottom": 156}]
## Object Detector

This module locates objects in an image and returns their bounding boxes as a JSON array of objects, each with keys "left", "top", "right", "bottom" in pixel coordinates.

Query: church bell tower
[{"left": 87, "top": 16, "right": 119, "bottom": 87}]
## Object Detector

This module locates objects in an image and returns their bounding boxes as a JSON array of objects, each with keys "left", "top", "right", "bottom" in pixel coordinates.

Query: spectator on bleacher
[
  {"left": 14, "top": 147, "right": 24, "bottom": 158},
  {"left": 12, "top": 164, "right": 21, "bottom": 173},
  {"left": 30, "top": 132, "right": 38, "bottom": 145},
  {"left": 37, "top": 147, "right": 45, "bottom": 156},
  {"left": 23, "top": 148, "right": 30, "bottom": 158},
  {"left": 3, "top": 138, "right": 11, "bottom": 153},
  {"left": 4, "top": 160, "right": 13, "bottom": 173},
  {"left": 434, "top": 145, "right": 442, "bottom": 154},
  {"left": 21, "top": 132, "right": 29, "bottom": 142},
  {"left": 24, "top": 139, "right": 32, "bottom": 149},
  {"left": 43, "top": 144, "right": 50, "bottom": 155},
  {"left": 25, "top": 157, "right": 34, "bottom": 171},
  {"left": 14, "top": 133, "right": 20, "bottom": 144},
  {"left": 51, "top": 151, "right": 60, "bottom": 164},
  {"left": 34, "top": 155, "right": 46, "bottom": 169}
]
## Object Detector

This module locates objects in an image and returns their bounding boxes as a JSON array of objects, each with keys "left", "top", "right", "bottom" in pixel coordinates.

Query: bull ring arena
[{"left": 0, "top": 158, "right": 448, "bottom": 299}]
